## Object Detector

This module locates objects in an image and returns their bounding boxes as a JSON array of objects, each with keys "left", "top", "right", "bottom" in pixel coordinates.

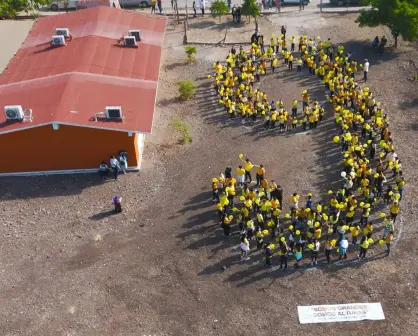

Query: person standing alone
[
  {"left": 200, "top": 0, "right": 205, "bottom": 16},
  {"left": 363, "top": 59, "right": 369, "bottom": 82},
  {"left": 193, "top": 0, "right": 197, "bottom": 17}
]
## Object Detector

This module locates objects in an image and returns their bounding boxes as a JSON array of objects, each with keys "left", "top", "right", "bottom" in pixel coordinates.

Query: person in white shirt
[
  {"left": 199, "top": 0, "right": 205, "bottom": 16},
  {"left": 344, "top": 176, "right": 353, "bottom": 190},
  {"left": 310, "top": 239, "right": 320, "bottom": 265},
  {"left": 240, "top": 235, "right": 250, "bottom": 261},
  {"left": 109, "top": 156, "right": 120, "bottom": 180},
  {"left": 386, "top": 150, "right": 397, "bottom": 163},
  {"left": 339, "top": 238, "right": 349, "bottom": 260},
  {"left": 363, "top": 59, "right": 370, "bottom": 82}
]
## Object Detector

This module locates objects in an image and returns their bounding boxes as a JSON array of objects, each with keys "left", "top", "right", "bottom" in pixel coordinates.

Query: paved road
[
  {"left": 156, "top": 0, "right": 366, "bottom": 14},
  {"left": 36, "top": 0, "right": 366, "bottom": 15}
]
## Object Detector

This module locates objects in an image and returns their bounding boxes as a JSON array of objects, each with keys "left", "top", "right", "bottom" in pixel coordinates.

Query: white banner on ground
[{"left": 297, "top": 303, "right": 385, "bottom": 324}]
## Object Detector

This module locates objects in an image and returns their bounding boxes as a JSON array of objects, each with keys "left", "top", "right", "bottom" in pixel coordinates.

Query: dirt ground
[{"left": 0, "top": 12, "right": 417, "bottom": 336}]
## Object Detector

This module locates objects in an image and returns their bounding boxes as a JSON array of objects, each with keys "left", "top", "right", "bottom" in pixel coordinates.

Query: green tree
[
  {"left": 0, "top": 0, "right": 49, "bottom": 19},
  {"left": 356, "top": 0, "right": 418, "bottom": 48},
  {"left": 210, "top": 0, "right": 229, "bottom": 22},
  {"left": 241, "top": 0, "right": 261, "bottom": 31}
]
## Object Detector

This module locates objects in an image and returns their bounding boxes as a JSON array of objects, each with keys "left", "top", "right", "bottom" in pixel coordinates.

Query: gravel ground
[{"left": 0, "top": 13, "right": 417, "bottom": 336}]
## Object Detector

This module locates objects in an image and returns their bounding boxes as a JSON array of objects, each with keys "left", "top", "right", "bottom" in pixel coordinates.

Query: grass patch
[
  {"left": 177, "top": 80, "right": 196, "bottom": 100},
  {"left": 170, "top": 117, "right": 192, "bottom": 144}
]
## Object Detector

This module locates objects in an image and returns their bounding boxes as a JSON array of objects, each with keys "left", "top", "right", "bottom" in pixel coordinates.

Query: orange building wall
[{"left": 0, "top": 125, "right": 140, "bottom": 174}]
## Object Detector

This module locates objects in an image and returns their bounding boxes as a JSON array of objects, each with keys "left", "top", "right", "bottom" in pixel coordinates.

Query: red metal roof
[{"left": 0, "top": 6, "right": 166, "bottom": 134}]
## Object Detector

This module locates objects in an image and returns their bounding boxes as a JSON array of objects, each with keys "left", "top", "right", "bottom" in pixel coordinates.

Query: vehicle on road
[
  {"left": 281, "top": 0, "right": 310, "bottom": 5},
  {"left": 119, "top": 0, "right": 151, "bottom": 7},
  {"left": 329, "top": 0, "right": 365, "bottom": 6},
  {"left": 50, "top": 0, "right": 78, "bottom": 11}
]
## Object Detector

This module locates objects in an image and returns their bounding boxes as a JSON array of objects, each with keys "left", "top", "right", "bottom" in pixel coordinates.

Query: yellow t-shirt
[
  {"left": 390, "top": 204, "right": 400, "bottom": 214},
  {"left": 236, "top": 168, "right": 245, "bottom": 176},
  {"left": 244, "top": 162, "right": 253, "bottom": 172}
]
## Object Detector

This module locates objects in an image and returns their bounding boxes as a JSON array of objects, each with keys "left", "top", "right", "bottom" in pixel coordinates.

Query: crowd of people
[
  {"left": 209, "top": 31, "right": 405, "bottom": 268},
  {"left": 211, "top": 32, "right": 350, "bottom": 131}
]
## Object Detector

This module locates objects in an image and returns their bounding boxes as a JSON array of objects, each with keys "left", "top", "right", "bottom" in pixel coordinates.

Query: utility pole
[{"left": 320, "top": 0, "right": 323, "bottom": 13}]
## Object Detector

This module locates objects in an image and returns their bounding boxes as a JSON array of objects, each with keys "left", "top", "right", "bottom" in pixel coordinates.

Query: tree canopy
[
  {"left": 241, "top": 0, "right": 261, "bottom": 30},
  {"left": 356, "top": 0, "right": 418, "bottom": 47},
  {"left": 210, "top": 0, "right": 229, "bottom": 21},
  {"left": 0, "top": 0, "right": 48, "bottom": 19}
]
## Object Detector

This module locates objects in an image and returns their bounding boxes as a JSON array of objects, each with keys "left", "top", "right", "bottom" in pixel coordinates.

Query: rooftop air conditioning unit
[
  {"left": 105, "top": 106, "right": 123, "bottom": 119},
  {"left": 123, "top": 36, "right": 137, "bottom": 47},
  {"left": 56, "top": 28, "right": 70, "bottom": 37},
  {"left": 52, "top": 35, "right": 66, "bottom": 46},
  {"left": 128, "top": 30, "right": 141, "bottom": 42},
  {"left": 4, "top": 105, "right": 24, "bottom": 121}
]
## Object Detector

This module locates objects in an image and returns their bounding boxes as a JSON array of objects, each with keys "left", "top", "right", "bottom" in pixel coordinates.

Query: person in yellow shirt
[
  {"left": 236, "top": 165, "right": 245, "bottom": 187},
  {"left": 288, "top": 54, "right": 294, "bottom": 70},
  {"left": 271, "top": 57, "right": 278, "bottom": 73},
  {"left": 289, "top": 36, "right": 295, "bottom": 52},
  {"left": 290, "top": 192, "right": 300, "bottom": 208},
  {"left": 351, "top": 225, "right": 360, "bottom": 245},
  {"left": 390, "top": 201, "right": 400, "bottom": 223},
  {"left": 255, "top": 228, "right": 265, "bottom": 250},
  {"left": 385, "top": 230, "right": 394, "bottom": 255},
  {"left": 256, "top": 165, "right": 266, "bottom": 187},
  {"left": 358, "top": 236, "right": 369, "bottom": 259},
  {"left": 212, "top": 178, "right": 219, "bottom": 202},
  {"left": 297, "top": 58, "right": 302, "bottom": 73},
  {"left": 240, "top": 157, "right": 258, "bottom": 183},
  {"left": 225, "top": 182, "right": 236, "bottom": 206},
  {"left": 222, "top": 215, "right": 233, "bottom": 238}
]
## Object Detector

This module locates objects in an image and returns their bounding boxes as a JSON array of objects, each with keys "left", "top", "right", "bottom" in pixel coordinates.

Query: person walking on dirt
[
  {"left": 358, "top": 236, "right": 369, "bottom": 259},
  {"left": 279, "top": 241, "right": 289, "bottom": 269},
  {"left": 265, "top": 243, "right": 274, "bottom": 267},
  {"left": 240, "top": 235, "right": 250, "bottom": 260},
  {"left": 363, "top": 59, "right": 369, "bottom": 82},
  {"left": 310, "top": 239, "right": 320, "bottom": 265},
  {"left": 112, "top": 196, "right": 122, "bottom": 213},
  {"left": 200, "top": 0, "right": 206, "bottom": 16},
  {"left": 231, "top": 5, "right": 236, "bottom": 22},
  {"left": 299, "top": 0, "right": 305, "bottom": 11},
  {"left": 193, "top": 1, "right": 197, "bottom": 17},
  {"left": 240, "top": 157, "right": 257, "bottom": 183},
  {"left": 236, "top": 7, "right": 242, "bottom": 23},
  {"left": 385, "top": 230, "right": 394, "bottom": 256},
  {"left": 281, "top": 25, "right": 286, "bottom": 39},
  {"left": 378, "top": 36, "right": 387, "bottom": 55}
]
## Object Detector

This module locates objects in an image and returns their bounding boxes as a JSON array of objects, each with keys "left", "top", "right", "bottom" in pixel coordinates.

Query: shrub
[
  {"left": 170, "top": 117, "right": 192, "bottom": 144},
  {"left": 177, "top": 80, "right": 196, "bottom": 100},
  {"left": 210, "top": 0, "right": 229, "bottom": 21},
  {"left": 184, "top": 45, "right": 197, "bottom": 63}
]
